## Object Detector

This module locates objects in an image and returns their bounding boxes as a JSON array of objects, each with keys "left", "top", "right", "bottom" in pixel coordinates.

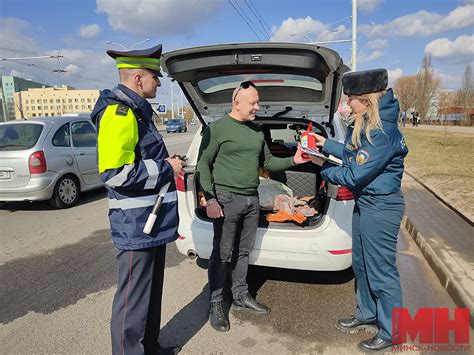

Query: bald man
[{"left": 197, "top": 81, "right": 307, "bottom": 332}]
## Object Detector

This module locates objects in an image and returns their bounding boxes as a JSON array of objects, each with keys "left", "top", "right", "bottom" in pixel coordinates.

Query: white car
[{"left": 161, "top": 43, "right": 354, "bottom": 271}]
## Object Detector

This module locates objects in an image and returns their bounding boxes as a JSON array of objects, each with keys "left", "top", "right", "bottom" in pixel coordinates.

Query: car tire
[{"left": 49, "top": 174, "right": 80, "bottom": 209}]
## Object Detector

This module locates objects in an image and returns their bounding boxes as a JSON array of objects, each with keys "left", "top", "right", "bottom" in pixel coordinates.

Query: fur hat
[{"left": 342, "top": 68, "right": 388, "bottom": 96}]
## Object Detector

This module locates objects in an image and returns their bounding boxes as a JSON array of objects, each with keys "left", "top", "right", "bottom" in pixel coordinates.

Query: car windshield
[
  {"left": 167, "top": 119, "right": 182, "bottom": 124},
  {"left": 198, "top": 73, "right": 322, "bottom": 95},
  {"left": 0, "top": 123, "right": 43, "bottom": 151}
]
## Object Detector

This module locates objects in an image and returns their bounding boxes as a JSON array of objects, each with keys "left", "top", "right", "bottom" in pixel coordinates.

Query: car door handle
[{"left": 79, "top": 153, "right": 85, "bottom": 155}]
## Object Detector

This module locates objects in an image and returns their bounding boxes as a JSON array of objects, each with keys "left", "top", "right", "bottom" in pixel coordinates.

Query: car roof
[{"left": 1, "top": 115, "right": 92, "bottom": 126}]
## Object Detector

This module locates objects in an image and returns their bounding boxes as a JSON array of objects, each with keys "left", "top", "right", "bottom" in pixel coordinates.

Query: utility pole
[
  {"left": 352, "top": 0, "right": 357, "bottom": 71},
  {"left": 170, "top": 80, "right": 175, "bottom": 119}
]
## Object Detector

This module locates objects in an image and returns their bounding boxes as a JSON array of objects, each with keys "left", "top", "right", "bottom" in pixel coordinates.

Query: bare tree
[
  {"left": 14, "top": 92, "right": 25, "bottom": 119},
  {"left": 456, "top": 64, "right": 473, "bottom": 124},
  {"left": 393, "top": 75, "right": 417, "bottom": 115},
  {"left": 414, "top": 54, "right": 441, "bottom": 122}
]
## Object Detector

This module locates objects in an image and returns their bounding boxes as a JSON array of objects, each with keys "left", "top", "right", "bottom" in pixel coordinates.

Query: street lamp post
[
  {"left": 130, "top": 38, "right": 150, "bottom": 50},
  {"left": 105, "top": 39, "right": 151, "bottom": 51},
  {"left": 105, "top": 41, "right": 127, "bottom": 50},
  {"left": 351, "top": 0, "right": 357, "bottom": 71}
]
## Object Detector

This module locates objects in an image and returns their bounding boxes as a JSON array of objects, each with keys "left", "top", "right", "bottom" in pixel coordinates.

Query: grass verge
[{"left": 402, "top": 128, "right": 473, "bottom": 220}]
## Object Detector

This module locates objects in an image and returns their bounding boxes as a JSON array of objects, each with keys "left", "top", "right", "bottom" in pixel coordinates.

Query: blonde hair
[{"left": 347, "top": 92, "right": 383, "bottom": 147}]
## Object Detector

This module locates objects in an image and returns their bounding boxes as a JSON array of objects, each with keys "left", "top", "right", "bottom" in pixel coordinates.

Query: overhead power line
[
  {"left": 228, "top": 0, "right": 262, "bottom": 41},
  {"left": 244, "top": 0, "right": 271, "bottom": 40}
]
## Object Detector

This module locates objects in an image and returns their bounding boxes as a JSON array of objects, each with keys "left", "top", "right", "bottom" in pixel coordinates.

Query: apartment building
[
  {"left": 0, "top": 76, "right": 45, "bottom": 122},
  {"left": 14, "top": 86, "right": 100, "bottom": 119}
]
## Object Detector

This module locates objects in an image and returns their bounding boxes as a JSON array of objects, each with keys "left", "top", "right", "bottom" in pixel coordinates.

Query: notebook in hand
[{"left": 301, "top": 147, "right": 342, "bottom": 166}]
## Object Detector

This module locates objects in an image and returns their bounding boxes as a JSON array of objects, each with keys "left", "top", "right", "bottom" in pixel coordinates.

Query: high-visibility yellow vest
[{"left": 97, "top": 104, "right": 139, "bottom": 173}]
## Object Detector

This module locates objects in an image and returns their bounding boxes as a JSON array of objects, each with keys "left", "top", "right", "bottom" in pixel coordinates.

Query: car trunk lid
[
  {"left": 161, "top": 42, "right": 348, "bottom": 136},
  {"left": 0, "top": 122, "right": 46, "bottom": 188}
]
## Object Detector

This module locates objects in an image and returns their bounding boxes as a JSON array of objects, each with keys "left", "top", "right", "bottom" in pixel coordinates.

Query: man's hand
[
  {"left": 166, "top": 157, "right": 185, "bottom": 177},
  {"left": 205, "top": 198, "right": 224, "bottom": 218},
  {"left": 293, "top": 145, "right": 312, "bottom": 165}
]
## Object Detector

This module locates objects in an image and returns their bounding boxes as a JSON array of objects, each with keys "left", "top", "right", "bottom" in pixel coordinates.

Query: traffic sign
[{"left": 156, "top": 104, "right": 166, "bottom": 114}]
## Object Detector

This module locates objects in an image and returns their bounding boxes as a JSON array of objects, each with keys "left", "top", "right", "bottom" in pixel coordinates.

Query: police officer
[
  {"left": 91, "top": 44, "right": 184, "bottom": 355},
  {"left": 309, "top": 69, "right": 408, "bottom": 352}
]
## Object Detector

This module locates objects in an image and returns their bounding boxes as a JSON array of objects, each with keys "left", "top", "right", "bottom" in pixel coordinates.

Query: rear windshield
[
  {"left": 0, "top": 123, "right": 44, "bottom": 151},
  {"left": 198, "top": 74, "right": 322, "bottom": 94},
  {"left": 167, "top": 119, "right": 182, "bottom": 124}
]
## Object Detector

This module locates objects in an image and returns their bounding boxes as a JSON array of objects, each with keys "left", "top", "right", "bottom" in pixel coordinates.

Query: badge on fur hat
[{"left": 356, "top": 150, "right": 370, "bottom": 165}]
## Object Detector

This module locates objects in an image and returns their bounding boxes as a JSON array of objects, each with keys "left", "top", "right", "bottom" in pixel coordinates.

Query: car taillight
[
  {"left": 29, "top": 150, "right": 47, "bottom": 174},
  {"left": 175, "top": 171, "right": 185, "bottom": 192},
  {"left": 336, "top": 186, "right": 354, "bottom": 201}
]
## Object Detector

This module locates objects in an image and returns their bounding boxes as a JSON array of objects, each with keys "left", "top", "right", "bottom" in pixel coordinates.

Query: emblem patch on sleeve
[
  {"left": 115, "top": 104, "right": 129, "bottom": 116},
  {"left": 356, "top": 150, "right": 370, "bottom": 165}
]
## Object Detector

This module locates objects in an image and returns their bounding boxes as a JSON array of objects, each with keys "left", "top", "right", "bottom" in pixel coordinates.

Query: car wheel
[{"left": 49, "top": 175, "right": 80, "bottom": 209}]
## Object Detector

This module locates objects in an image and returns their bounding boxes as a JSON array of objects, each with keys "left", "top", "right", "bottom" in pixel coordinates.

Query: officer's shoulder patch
[
  {"left": 345, "top": 143, "right": 356, "bottom": 151},
  {"left": 356, "top": 150, "right": 370, "bottom": 165},
  {"left": 115, "top": 103, "right": 129, "bottom": 116}
]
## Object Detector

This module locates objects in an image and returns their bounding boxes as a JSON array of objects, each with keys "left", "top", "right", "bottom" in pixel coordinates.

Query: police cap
[
  {"left": 342, "top": 68, "right": 388, "bottom": 96},
  {"left": 107, "top": 44, "right": 163, "bottom": 77}
]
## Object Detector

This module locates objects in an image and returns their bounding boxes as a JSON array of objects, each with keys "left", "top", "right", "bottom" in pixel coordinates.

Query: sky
[{"left": 0, "top": 0, "right": 473, "bottom": 107}]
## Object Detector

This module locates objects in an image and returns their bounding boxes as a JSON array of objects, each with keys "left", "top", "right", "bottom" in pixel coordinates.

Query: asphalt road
[{"left": 0, "top": 124, "right": 458, "bottom": 354}]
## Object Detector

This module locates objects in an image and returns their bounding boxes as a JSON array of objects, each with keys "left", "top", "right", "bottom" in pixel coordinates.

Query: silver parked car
[{"left": 0, "top": 115, "right": 103, "bottom": 208}]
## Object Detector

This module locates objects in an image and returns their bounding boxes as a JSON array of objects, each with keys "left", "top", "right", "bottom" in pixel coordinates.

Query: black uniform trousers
[{"left": 111, "top": 245, "right": 166, "bottom": 355}]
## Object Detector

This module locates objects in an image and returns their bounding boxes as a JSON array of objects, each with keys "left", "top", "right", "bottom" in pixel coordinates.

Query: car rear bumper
[
  {"left": 176, "top": 201, "right": 353, "bottom": 271},
  {"left": 0, "top": 175, "right": 56, "bottom": 201}
]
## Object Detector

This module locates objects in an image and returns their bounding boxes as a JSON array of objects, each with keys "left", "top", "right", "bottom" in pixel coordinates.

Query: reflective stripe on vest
[
  {"left": 98, "top": 104, "right": 138, "bottom": 173},
  {"left": 108, "top": 191, "right": 177, "bottom": 210}
]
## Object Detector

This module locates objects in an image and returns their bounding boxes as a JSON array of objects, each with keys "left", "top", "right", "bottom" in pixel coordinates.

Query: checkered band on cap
[{"left": 115, "top": 57, "right": 161, "bottom": 71}]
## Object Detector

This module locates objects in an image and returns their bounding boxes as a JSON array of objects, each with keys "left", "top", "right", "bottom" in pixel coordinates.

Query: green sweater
[{"left": 197, "top": 115, "right": 294, "bottom": 199}]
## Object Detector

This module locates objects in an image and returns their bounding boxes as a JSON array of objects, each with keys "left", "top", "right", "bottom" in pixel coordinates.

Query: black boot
[
  {"left": 209, "top": 300, "right": 230, "bottom": 332},
  {"left": 336, "top": 315, "right": 378, "bottom": 334},
  {"left": 158, "top": 345, "right": 182, "bottom": 355},
  {"left": 358, "top": 335, "right": 393, "bottom": 352},
  {"left": 232, "top": 292, "right": 270, "bottom": 315}
]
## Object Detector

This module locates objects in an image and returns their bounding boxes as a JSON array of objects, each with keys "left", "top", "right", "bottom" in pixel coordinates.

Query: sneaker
[{"left": 232, "top": 292, "right": 270, "bottom": 315}]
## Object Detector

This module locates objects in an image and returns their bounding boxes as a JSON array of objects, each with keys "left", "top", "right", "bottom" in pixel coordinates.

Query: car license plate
[{"left": 0, "top": 171, "right": 11, "bottom": 179}]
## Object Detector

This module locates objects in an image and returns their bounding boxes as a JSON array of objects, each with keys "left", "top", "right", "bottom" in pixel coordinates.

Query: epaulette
[{"left": 115, "top": 103, "right": 129, "bottom": 116}]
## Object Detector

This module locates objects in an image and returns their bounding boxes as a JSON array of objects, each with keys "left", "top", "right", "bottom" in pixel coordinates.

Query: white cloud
[
  {"left": 270, "top": 16, "right": 349, "bottom": 42},
  {"left": 358, "top": 50, "right": 383, "bottom": 63},
  {"left": 78, "top": 24, "right": 101, "bottom": 39},
  {"left": 367, "top": 39, "right": 389, "bottom": 49},
  {"left": 0, "top": 18, "right": 39, "bottom": 54},
  {"left": 360, "top": 4, "right": 474, "bottom": 38},
  {"left": 358, "top": 0, "right": 383, "bottom": 14},
  {"left": 96, "top": 0, "right": 225, "bottom": 36},
  {"left": 388, "top": 68, "right": 403, "bottom": 85},
  {"left": 425, "top": 35, "right": 474, "bottom": 63},
  {"left": 0, "top": 19, "right": 116, "bottom": 90}
]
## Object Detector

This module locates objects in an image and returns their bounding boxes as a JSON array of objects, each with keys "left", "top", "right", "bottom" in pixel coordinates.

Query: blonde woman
[{"left": 310, "top": 69, "right": 408, "bottom": 352}]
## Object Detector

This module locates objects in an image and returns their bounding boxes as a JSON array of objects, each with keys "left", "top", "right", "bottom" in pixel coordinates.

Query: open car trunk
[{"left": 193, "top": 118, "right": 333, "bottom": 228}]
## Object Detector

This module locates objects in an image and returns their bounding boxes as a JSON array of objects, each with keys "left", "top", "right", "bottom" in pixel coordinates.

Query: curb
[
  {"left": 405, "top": 170, "right": 473, "bottom": 226},
  {"left": 402, "top": 215, "right": 474, "bottom": 327}
]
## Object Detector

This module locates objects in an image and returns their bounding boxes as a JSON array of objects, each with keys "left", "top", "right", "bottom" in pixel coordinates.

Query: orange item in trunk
[{"left": 266, "top": 210, "right": 307, "bottom": 224}]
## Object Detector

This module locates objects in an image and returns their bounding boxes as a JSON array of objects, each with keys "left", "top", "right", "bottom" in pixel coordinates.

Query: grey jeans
[{"left": 208, "top": 190, "right": 260, "bottom": 302}]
